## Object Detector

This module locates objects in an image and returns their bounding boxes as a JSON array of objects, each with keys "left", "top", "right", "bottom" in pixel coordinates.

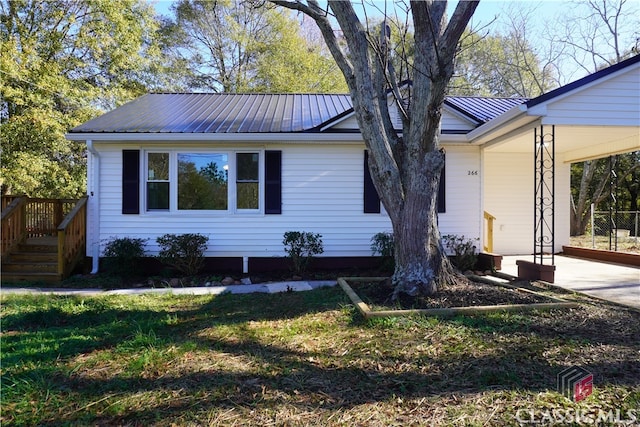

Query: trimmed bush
[
  {"left": 442, "top": 234, "right": 478, "bottom": 272},
  {"left": 102, "top": 236, "right": 147, "bottom": 276},
  {"left": 156, "top": 233, "right": 209, "bottom": 276},
  {"left": 370, "top": 231, "right": 395, "bottom": 270},
  {"left": 282, "top": 231, "right": 324, "bottom": 275}
]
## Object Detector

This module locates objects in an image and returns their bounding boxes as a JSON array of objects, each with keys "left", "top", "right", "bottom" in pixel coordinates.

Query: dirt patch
[{"left": 348, "top": 278, "right": 556, "bottom": 310}]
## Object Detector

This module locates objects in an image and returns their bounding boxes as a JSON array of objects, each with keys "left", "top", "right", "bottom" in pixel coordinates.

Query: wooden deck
[{"left": 1, "top": 196, "right": 87, "bottom": 283}]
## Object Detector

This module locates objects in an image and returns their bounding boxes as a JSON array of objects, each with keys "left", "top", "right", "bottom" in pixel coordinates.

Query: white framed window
[
  {"left": 144, "top": 150, "right": 262, "bottom": 213},
  {"left": 146, "top": 152, "right": 170, "bottom": 210}
]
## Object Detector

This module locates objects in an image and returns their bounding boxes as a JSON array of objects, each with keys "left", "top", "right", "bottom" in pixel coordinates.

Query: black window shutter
[
  {"left": 122, "top": 150, "right": 140, "bottom": 214},
  {"left": 364, "top": 150, "right": 381, "bottom": 213},
  {"left": 265, "top": 150, "right": 282, "bottom": 214},
  {"left": 437, "top": 162, "right": 446, "bottom": 213}
]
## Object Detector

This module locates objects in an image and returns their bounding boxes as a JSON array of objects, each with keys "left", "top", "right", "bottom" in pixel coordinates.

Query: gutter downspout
[{"left": 86, "top": 139, "right": 100, "bottom": 274}]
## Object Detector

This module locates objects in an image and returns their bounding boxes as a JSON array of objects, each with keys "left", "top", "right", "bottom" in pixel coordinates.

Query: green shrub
[
  {"left": 156, "top": 233, "right": 209, "bottom": 276},
  {"left": 102, "top": 236, "right": 147, "bottom": 276},
  {"left": 282, "top": 231, "right": 324, "bottom": 275},
  {"left": 370, "top": 231, "right": 395, "bottom": 271},
  {"left": 442, "top": 234, "right": 478, "bottom": 272}
]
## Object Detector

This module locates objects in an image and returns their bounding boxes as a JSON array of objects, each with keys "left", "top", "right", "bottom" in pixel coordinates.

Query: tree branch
[{"left": 269, "top": 0, "right": 354, "bottom": 83}]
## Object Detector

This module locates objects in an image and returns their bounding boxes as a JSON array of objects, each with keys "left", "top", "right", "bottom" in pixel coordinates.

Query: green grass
[{"left": 2, "top": 288, "right": 639, "bottom": 426}]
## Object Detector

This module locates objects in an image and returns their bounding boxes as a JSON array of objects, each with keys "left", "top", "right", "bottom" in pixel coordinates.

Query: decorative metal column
[
  {"left": 533, "top": 125, "right": 555, "bottom": 265},
  {"left": 608, "top": 155, "right": 618, "bottom": 251}
]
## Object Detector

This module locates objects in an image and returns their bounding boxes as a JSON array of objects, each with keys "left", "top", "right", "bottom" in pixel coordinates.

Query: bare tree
[
  {"left": 550, "top": 0, "right": 640, "bottom": 236},
  {"left": 269, "top": 1, "right": 478, "bottom": 297},
  {"left": 451, "top": 4, "right": 559, "bottom": 97},
  {"left": 551, "top": 0, "right": 639, "bottom": 80}
]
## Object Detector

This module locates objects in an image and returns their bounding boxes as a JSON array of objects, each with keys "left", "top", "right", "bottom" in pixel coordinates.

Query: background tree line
[{"left": 1, "top": 0, "right": 638, "bottom": 237}]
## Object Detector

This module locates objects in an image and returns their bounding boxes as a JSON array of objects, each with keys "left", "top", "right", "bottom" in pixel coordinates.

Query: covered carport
[{"left": 470, "top": 55, "right": 640, "bottom": 281}]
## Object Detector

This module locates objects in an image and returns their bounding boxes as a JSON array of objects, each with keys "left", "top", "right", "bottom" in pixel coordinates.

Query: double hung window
[{"left": 147, "top": 153, "right": 170, "bottom": 210}]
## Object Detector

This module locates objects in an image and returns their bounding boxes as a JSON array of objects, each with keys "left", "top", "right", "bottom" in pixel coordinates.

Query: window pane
[
  {"left": 237, "top": 153, "right": 259, "bottom": 181},
  {"left": 237, "top": 182, "right": 259, "bottom": 209},
  {"left": 148, "top": 153, "right": 169, "bottom": 180},
  {"left": 178, "top": 153, "right": 228, "bottom": 210},
  {"left": 147, "top": 182, "right": 169, "bottom": 210}
]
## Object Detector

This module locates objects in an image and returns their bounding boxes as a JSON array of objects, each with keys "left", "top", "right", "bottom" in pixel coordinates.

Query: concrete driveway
[{"left": 501, "top": 255, "right": 640, "bottom": 309}]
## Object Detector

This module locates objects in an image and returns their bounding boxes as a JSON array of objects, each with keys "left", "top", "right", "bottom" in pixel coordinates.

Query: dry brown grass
[
  {"left": 2, "top": 286, "right": 639, "bottom": 426},
  {"left": 570, "top": 235, "right": 640, "bottom": 253}
]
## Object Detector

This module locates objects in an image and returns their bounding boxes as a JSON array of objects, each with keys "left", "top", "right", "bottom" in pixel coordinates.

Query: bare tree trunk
[
  {"left": 270, "top": 0, "right": 478, "bottom": 297},
  {"left": 391, "top": 150, "right": 456, "bottom": 297},
  {"left": 571, "top": 159, "right": 611, "bottom": 235}
]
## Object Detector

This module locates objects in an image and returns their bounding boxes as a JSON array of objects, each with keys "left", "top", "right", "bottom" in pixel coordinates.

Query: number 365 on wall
[{"left": 467, "top": 170, "right": 479, "bottom": 176}]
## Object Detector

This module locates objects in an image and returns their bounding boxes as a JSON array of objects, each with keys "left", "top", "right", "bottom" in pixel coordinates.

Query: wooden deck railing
[
  {"left": 2, "top": 195, "right": 86, "bottom": 279},
  {"left": 57, "top": 196, "right": 88, "bottom": 278},
  {"left": 483, "top": 211, "right": 496, "bottom": 253},
  {"left": 1, "top": 197, "right": 27, "bottom": 258}
]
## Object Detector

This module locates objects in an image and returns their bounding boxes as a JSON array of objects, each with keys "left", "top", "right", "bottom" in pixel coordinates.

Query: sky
[{"left": 151, "top": 0, "right": 640, "bottom": 84}]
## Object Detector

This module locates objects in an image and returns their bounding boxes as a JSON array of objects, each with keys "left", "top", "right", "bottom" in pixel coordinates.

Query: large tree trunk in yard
[
  {"left": 271, "top": 0, "right": 478, "bottom": 298},
  {"left": 391, "top": 150, "right": 456, "bottom": 298}
]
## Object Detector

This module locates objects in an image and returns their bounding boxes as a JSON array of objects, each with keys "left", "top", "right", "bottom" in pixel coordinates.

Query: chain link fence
[{"left": 583, "top": 211, "right": 640, "bottom": 252}]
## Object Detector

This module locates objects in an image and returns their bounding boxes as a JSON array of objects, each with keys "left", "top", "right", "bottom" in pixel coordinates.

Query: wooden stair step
[
  {"left": 1, "top": 271, "right": 62, "bottom": 284},
  {"left": 17, "top": 244, "right": 58, "bottom": 253},
  {"left": 9, "top": 251, "right": 58, "bottom": 262},
  {"left": 2, "top": 261, "right": 58, "bottom": 273}
]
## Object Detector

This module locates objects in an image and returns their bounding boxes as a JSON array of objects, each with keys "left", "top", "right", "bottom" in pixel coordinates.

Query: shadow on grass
[
  {"left": 20, "top": 334, "right": 640, "bottom": 426},
  {"left": 2, "top": 287, "right": 639, "bottom": 425},
  {"left": 0, "top": 288, "right": 348, "bottom": 367}
]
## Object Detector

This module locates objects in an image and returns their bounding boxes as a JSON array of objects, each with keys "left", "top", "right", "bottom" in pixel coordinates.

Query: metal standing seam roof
[
  {"left": 71, "top": 93, "right": 354, "bottom": 134},
  {"left": 445, "top": 96, "right": 528, "bottom": 123},
  {"left": 70, "top": 92, "right": 528, "bottom": 134}
]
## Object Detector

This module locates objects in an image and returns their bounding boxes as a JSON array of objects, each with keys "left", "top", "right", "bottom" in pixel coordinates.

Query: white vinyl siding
[
  {"left": 441, "top": 106, "right": 477, "bottom": 132},
  {"left": 88, "top": 142, "right": 486, "bottom": 259},
  {"left": 483, "top": 151, "right": 571, "bottom": 255},
  {"left": 438, "top": 145, "right": 482, "bottom": 244},
  {"left": 91, "top": 143, "right": 392, "bottom": 258},
  {"left": 328, "top": 105, "right": 477, "bottom": 132},
  {"left": 540, "top": 67, "right": 640, "bottom": 126}
]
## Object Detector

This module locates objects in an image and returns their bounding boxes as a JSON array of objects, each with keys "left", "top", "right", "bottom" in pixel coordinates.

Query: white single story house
[{"left": 66, "top": 55, "right": 640, "bottom": 274}]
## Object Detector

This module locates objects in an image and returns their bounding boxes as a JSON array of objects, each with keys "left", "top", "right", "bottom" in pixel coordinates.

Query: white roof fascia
[
  {"left": 320, "top": 111, "right": 356, "bottom": 131},
  {"left": 65, "top": 132, "right": 366, "bottom": 143},
  {"left": 320, "top": 103, "right": 479, "bottom": 133},
  {"left": 527, "top": 60, "right": 640, "bottom": 111},
  {"left": 68, "top": 131, "right": 470, "bottom": 144},
  {"left": 443, "top": 103, "right": 481, "bottom": 126},
  {"left": 440, "top": 134, "right": 470, "bottom": 143}
]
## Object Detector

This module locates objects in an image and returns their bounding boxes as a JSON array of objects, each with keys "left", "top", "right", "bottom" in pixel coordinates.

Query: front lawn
[{"left": 1, "top": 287, "right": 638, "bottom": 426}]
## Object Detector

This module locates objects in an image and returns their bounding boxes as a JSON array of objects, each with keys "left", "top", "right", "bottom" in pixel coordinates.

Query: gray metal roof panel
[
  {"left": 71, "top": 92, "right": 530, "bottom": 134},
  {"left": 71, "top": 93, "right": 355, "bottom": 134},
  {"left": 446, "top": 96, "right": 528, "bottom": 123}
]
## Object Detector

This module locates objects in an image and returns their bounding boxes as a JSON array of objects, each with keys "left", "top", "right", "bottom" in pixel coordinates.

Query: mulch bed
[{"left": 348, "top": 278, "right": 556, "bottom": 310}]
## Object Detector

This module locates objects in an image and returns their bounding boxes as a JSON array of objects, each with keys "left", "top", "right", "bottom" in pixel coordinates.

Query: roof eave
[
  {"left": 65, "top": 132, "right": 367, "bottom": 142},
  {"left": 467, "top": 104, "right": 534, "bottom": 144}
]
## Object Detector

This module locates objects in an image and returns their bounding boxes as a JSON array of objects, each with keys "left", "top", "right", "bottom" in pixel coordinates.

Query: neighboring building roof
[
  {"left": 446, "top": 96, "right": 528, "bottom": 123},
  {"left": 70, "top": 92, "right": 529, "bottom": 135}
]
